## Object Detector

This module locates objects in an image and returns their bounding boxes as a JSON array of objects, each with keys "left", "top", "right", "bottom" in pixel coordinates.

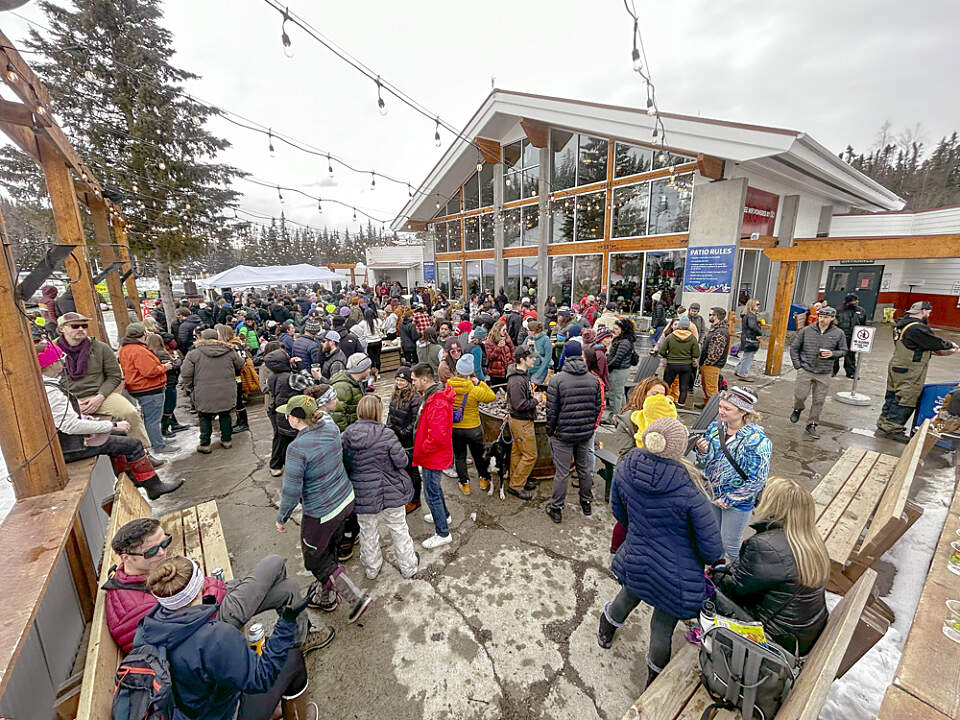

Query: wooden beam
[
  {"left": 38, "top": 136, "right": 106, "bottom": 342},
  {"left": 764, "top": 260, "right": 796, "bottom": 377},
  {"left": 115, "top": 225, "right": 142, "bottom": 319},
  {"left": 90, "top": 200, "right": 130, "bottom": 337},
  {"left": 475, "top": 137, "right": 501, "bottom": 165},
  {"left": 0, "top": 98, "right": 44, "bottom": 128},
  {"left": 0, "top": 119, "right": 40, "bottom": 163},
  {"left": 520, "top": 118, "right": 549, "bottom": 148},
  {"left": 697, "top": 153, "right": 724, "bottom": 179},
  {"left": 0, "top": 207, "right": 69, "bottom": 499},
  {"left": 765, "top": 234, "right": 960, "bottom": 262}
]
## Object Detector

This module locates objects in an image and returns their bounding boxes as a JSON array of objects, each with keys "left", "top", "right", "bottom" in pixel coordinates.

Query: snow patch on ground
[{"left": 821, "top": 463, "right": 956, "bottom": 720}]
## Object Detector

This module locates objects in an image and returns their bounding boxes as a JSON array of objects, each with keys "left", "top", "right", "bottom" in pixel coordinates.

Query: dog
[{"left": 483, "top": 424, "right": 512, "bottom": 500}]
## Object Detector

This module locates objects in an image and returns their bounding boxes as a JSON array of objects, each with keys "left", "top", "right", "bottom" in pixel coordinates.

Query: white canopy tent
[{"left": 198, "top": 263, "right": 343, "bottom": 289}]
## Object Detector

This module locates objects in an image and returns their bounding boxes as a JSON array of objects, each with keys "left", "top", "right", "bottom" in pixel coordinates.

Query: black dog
[{"left": 483, "top": 423, "right": 512, "bottom": 500}]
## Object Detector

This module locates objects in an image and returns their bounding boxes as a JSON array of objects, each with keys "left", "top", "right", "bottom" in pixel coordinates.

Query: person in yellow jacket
[{"left": 446, "top": 353, "right": 496, "bottom": 495}]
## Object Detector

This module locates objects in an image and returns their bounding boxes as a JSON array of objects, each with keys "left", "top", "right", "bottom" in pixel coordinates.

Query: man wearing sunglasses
[
  {"left": 54, "top": 312, "right": 156, "bottom": 463},
  {"left": 104, "top": 518, "right": 334, "bottom": 656}
]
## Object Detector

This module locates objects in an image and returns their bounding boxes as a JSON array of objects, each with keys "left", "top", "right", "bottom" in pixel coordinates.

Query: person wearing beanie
[
  {"left": 292, "top": 319, "right": 322, "bottom": 367},
  {"left": 834, "top": 293, "right": 866, "bottom": 379},
  {"left": 387, "top": 366, "right": 424, "bottom": 514},
  {"left": 469, "top": 326, "right": 489, "bottom": 383},
  {"left": 238, "top": 315, "right": 261, "bottom": 353},
  {"left": 789, "top": 304, "right": 847, "bottom": 438},
  {"left": 686, "top": 303, "right": 706, "bottom": 339},
  {"left": 597, "top": 417, "right": 723, "bottom": 689},
  {"left": 506, "top": 346, "right": 542, "bottom": 500},
  {"left": 695, "top": 386, "right": 772, "bottom": 559},
  {"left": 319, "top": 330, "right": 347, "bottom": 380},
  {"left": 658, "top": 314, "right": 699, "bottom": 407},
  {"left": 446, "top": 351, "right": 495, "bottom": 496},
  {"left": 545, "top": 336, "right": 603, "bottom": 523},
  {"left": 180, "top": 326, "right": 245, "bottom": 453},
  {"left": 117, "top": 324, "right": 175, "bottom": 454},
  {"left": 327, "top": 353, "right": 371, "bottom": 432}
]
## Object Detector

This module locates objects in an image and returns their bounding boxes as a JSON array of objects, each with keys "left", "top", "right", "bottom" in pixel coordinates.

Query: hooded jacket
[
  {"left": 135, "top": 602, "right": 296, "bottom": 720},
  {"left": 291, "top": 334, "right": 321, "bottom": 366},
  {"left": 413, "top": 383, "right": 456, "bottom": 470},
  {"left": 277, "top": 414, "right": 354, "bottom": 523},
  {"left": 264, "top": 349, "right": 298, "bottom": 437},
  {"left": 545, "top": 356, "right": 602, "bottom": 441},
  {"left": 104, "top": 563, "right": 225, "bottom": 653},
  {"left": 529, "top": 332, "right": 553, "bottom": 381},
  {"left": 447, "top": 375, "right": 496, "bottom": 430},
  {"left": 177, "top": 313, "right": 203, "bottom": 353},
  {"left": 328, "top": 370, "right": 364, "bottom": 431},
  {"left": 387, "top": 388, "right": 422, "bottom": 449},
  {"left": 342, "top": 419, "right": 414, "bottom": 514},
  {"left": 659, "top": 329, "right": 699, "bottom": 365},
  {"left": 715, "top": 522, "right": 828, "bottom": 655},
  {"left": 506, "top": 363, "right": 537, "bottom": 421},
  {"left": 611, "top": 448, "right": 724, "bottom": 618},
  {"left": 180, "top": 340, "right": 244, "bottom": 414},
  {"left": 484, "top": 335, "right": 515, "bottom": 379},
  {"left": 117, "top": 339, "right": 167, "bottom": 396}
]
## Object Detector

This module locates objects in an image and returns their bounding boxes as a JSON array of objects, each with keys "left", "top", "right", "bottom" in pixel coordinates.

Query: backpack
[
  {"left": 698, "top": 626, "right": 800, "bottom": 720},
  {"left": 452, "top": 391, "right": 470, "bottom": 423},
  {"left": 112, "top": 642, "right": 175, "bottom": 720},
  {"left": 631, "top": 348, "right": 640, "bottom": 367}
]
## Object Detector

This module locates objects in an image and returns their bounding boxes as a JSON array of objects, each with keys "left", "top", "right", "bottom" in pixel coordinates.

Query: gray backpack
[{"left": 698, "top": 626, "right": 800, "bottom": 720}]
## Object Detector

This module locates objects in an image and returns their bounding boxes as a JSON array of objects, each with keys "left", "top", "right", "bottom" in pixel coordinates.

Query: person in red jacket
[
  {"left": 117, "top": 323, "right": 172, "bottom": 455},
  {"left": 104, "top": 518, "right": 334, "bottom": 655},
  {"left": 484, "top": 321, "right": 514, "bottom": 388},
  {"left": 411, "top": 362, "right": 456, "bottom": 550}
]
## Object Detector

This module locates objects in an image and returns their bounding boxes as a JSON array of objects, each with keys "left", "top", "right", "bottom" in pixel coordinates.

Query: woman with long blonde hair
[
  {"left": 712, "top": 475, "right": 830, "bottom": 655},
  {"left": 735, "top": 297, "right": 762, "bottom": 380}
]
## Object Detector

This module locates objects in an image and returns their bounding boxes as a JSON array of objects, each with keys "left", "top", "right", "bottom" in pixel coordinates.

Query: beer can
[
  {"left": 246, "top": 622, "right": 265, "bottom": 655},
  {"left": 211, "top": 567, "right": 225, "bottom": 583}
]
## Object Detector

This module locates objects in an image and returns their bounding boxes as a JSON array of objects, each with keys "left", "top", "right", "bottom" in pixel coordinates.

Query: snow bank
[{"left": 821, "top": 462, "right": 956, "bottom": 720}]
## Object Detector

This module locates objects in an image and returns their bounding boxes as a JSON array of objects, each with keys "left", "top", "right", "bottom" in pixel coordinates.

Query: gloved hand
[{"left": 279, "top": 591, "right": 313, "bottom": 622}]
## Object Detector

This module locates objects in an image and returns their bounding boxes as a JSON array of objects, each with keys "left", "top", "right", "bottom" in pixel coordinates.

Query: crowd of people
[{"left": 32, "top": 278, "right": 959, "bottom": 719}]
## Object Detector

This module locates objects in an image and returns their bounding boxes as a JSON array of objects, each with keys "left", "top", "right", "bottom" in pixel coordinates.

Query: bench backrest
[
  {"left": 75, "top": 475, "right": 151, "bottom": 720},
  {"left": 684, "top": 392, "right": 722, "bottom": 456},
  {"left": 631, "top": 353, "right": 661, "bottom": 383},
  {"left": 859, "top": 419, "right": 929, "bottom": 553},
  {"left": 774, "top": 568, "right": 877, "bottom": 719}
]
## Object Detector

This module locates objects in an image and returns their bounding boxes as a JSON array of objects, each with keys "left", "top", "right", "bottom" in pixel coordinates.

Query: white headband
[
  {"left": 154, "top": 558, "right": 204, "bottom": 610},
  {"left": 317, "top": 387, "right": 337, "bottom": 406}
]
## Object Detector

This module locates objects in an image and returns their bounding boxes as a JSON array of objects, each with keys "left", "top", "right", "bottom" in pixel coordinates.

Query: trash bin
[{"left": 787, "top": 303, "right": 807, "bottom": 331}]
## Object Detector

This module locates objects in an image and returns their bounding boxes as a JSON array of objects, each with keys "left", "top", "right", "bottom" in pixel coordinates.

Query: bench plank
[
  {"left": 824, "top": 453, "right": 897, "bottom": 564},
  {"left": 878, "top": 683, "right": 952, "bottom": 719},
  {"left": 196, "top": 501, "right": 234, "bottom": 581},
  {"left": 181, "top": 506, "right": 205, "bottom": 574},
  {"left": 812, "top": 447, "right": 868, "bottom": 512},
  {"left": 161, "top": 509, "right": 185, "bottom": 559},
  {"left": 775, "top": 569, "right": 877, "bottom": 719},
  {"left": 622, "top": 641, "right": 701, "bottom": 720},
  {"left": 673, "top": 688, "right": 738, "bottom": 719},
  {"left": 817, "top": 451, "right": 880, "bottom": 550}
]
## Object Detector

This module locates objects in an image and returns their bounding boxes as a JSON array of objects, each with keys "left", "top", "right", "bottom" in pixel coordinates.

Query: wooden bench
[
  {"left": 877, "top": 470, "right": 960, "bottom": 720},
  {"left": 622, "top": 568, "right": 877, "bottom": 720},
  {"left": 623, "top": 354, "right": 662, "bottom": 398},
  {"left": 75, "top": 475, "right": 233, "bottom": 720}
]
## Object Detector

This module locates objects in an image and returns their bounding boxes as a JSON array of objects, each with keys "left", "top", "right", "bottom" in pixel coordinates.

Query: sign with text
[
  {"left": 850, "top": 325, "right": 876, "bottom": 353},
  {"left": 742, "top": 187, "right": 779, "bottom": 237},
  {"left": 683, "top": 245, "right": 736, "bottom": 294},
  {"left": 423, "top": 261, "right": 435, "bottom": 283}
]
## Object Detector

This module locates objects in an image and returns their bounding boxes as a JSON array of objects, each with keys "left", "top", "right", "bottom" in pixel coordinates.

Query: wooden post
[
  {"left": 0, "top": 207, "right": 69, "bottom": 498},
  {"left": 115, "top": 225, "right": 142, "bottom": 320},
  {"left": 37, "top": 137, "right": 105, "bottom": 342},
  {"left": 64, "top": 516, "right": 97, "bottom": 622},
  {"left": 90, "top": 200, "right": 130, "bottom": 337},
  {"left": 764, "top": 260, "right": 797, "bottom": 376}
]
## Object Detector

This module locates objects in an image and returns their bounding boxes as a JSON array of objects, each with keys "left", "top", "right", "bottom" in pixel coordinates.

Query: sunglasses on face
[
  {"left": 127, "top": 533, "right": 172, "bottom": 558},
  {"left": 68, "top": 323, "right": 88, "bottom": 329}
]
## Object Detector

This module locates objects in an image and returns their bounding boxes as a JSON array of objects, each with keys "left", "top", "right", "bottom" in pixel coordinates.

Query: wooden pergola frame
[
  {"left": 0, "top": 30, "right": 142, "bottom": 703},
  {"left": 762, "top": 233, "right": 960, "bottom": 376}
]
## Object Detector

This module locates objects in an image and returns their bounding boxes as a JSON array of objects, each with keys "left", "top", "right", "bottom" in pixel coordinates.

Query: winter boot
[
  {"left": 168, "top": 412, "right": 190, "bottom": 433},
  {"left": 597, "top": 604, "right": 620, "bottom": 649},
  {"left": 161, "top": 416, "right": 175, "bottom": 438},
  {"left": 232, "top": 409, "right": 249, "bottom": 433},
  {"left": 330, "top": 567, "right": 372, "bottom": 623},
  {"left": 111, "top": 455, "right": 130, "bottom": 476},
  {"left": 130, "top": 457, "right": 184, "bottom": 499},
  {"left": 281, "top": 680, "right": 317, "bottom": 720}
]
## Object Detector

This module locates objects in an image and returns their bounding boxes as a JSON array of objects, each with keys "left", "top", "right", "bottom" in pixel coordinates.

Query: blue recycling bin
[
  {"left": 787, "top": 303, "right": 807, "bottom": 331},
  {"left": 915, "top": 381, "right": 960, "bottom": 450}
]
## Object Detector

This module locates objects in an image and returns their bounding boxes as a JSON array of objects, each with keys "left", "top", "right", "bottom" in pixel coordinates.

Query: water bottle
[
  {"left": 246, "top": 622, "right": 265, "bottom": 656},
  {"left": 211, "top": 567, "right": 225, "bottom": 583},
  {"left": 700, "top": 600, "right": 716, "bottom": 652}
]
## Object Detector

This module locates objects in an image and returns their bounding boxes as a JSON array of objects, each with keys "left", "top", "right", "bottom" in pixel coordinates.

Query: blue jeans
[
  {"left": 420, "top": 468, "right": 450, "bottom": 537},
  {"left": 736, "top": 350, "right": 756, "bottom": 377},
  {"left": 137, "top": 392, "right": 166, "bottom": 451},
  {"left": 163, "top": 384, "right": 178, "bottom": 414},
  {"left": 713, "top": 505, "right": 752, "bottom": 560}
]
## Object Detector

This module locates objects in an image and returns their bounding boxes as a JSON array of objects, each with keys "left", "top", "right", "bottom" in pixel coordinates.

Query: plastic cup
[{"left": 949, "top": 541, "right": 960, "bottom": 576}]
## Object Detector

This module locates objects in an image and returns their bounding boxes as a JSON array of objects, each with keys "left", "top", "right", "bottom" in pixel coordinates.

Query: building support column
[
  {"left": 493, "top": 161, "right": 504, "bottom": 295},
  {"left": 536, "top": 147, "right": 550, "bottom": 317},
  {"left": 764, "top": 260, "right": 797, "bottom": 377}
]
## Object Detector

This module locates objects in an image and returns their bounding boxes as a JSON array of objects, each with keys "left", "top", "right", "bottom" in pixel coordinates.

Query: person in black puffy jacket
[
  {"left": 341, "top": 395, "right": 419, "bottom": 579},
  {"left": 399, "top": 312, "right": 420, "bottom": 365},
  {"left": 597, "top": 418, "right": 723, "bottom": 690},
  {"left": 177, "top": 311, "right": 203, "bottom": 353},
  {"left": 387, "top": 366, "right": 423, "bottom": 513},
  {"left": 711, "top": 476, "right": 830, "bottom": 656},
  {"left": 606, "top": 318, "right": 636, "bottom": 417},
  {"left": 264, "top": 349, "right": 298, "bottom": 476},
  {"left": 545, "top": 341, "right": 602, "bottom": 523}
]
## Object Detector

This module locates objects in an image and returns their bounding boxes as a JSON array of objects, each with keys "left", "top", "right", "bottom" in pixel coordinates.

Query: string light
[
  {"left": 5, "top": 64, "right": 18, "bottom": 82},
  {"left": 277, "top": 185, "right": 284, "bottom": 203},
  {"left": 352, "top": 207, "right": 357, "bottom": 221},
  {"left": 268, "top": 128, "right": 275, "bottom": 156},
  {"left": 84, "top": 66, "right": 95, "bottom": 82},
  {"left": 408, "top": 183, "right": 413, "bottom": 198},
  {"left": 370, "top": 172, "right": 376, "bottom": 190},
  {"left": 158, "top": 160, "right": 166, "bottom": 170},
  {"left": 434, "top": 118, "right": 441, "bottom": 147},
  {"left": 35, "top": 103, "right": 46, "bottom": 115},
  {"left": 476, "top": 150, "right": 483, "bottom": 174},
  {"left": 327, "top": 153, "right": 333, "bottom": 177},
  {"left": 280, "top": 6, "right": 293, "bottom": 57},
  {"left": 317, "top": 198, "right": 322, "bottom": 213},
  {"left": 376, "top": 76, "right": 386, "bottom": 116}
]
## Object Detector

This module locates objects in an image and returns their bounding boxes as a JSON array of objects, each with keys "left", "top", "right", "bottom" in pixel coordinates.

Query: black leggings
[
  {"left": 62, "top": 431, "right": 146, "bottom": 464},
  {"left": 452, "top": 426, "right": 489, "bottom": 484},
  {"left": 367, "top": 340, "right": 382, "bottom": 371},
  {"left": 606, "top": 586, "right": 682, "bottom": 673},
  {"left": 268, "top": 411, "right": 295, "bottom": 470},
  {"left": 236, "top": 648, "right": 307, "bottom": 720},
  {"left": 406, "top": 450, "right": 422, "bottom": 504},
  {"left": 663, "top": 363, "right": 695, "bottom": 404},
  {"left": 402, "top": 348, "right": 418, "bottom": 365}
]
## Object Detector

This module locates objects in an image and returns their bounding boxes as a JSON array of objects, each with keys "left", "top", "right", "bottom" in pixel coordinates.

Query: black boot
[
  {"left": 161, "top": 416, "right": 176, "bottom": 438},
  {"left": 597, "top": 607, "right": 618, "bottom": 649},
  {"left": 168, "top": 412, "right": 190, "bottom": 433},
  {"left": 645, "top": 666, "right": 660, "bottom": 688},
  {"left": 232, "top": 409, "right": 249, "bottom": 433}
]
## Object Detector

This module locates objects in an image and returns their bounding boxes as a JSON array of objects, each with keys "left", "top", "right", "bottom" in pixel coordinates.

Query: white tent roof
[{"left": 198, "top": 263, "right": 342, "bottom": 289}]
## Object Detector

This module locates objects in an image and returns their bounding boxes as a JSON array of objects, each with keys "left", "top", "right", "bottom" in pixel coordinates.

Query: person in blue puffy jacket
[{"left": 596, "top": 417, "right": 723, "bottom": 689}]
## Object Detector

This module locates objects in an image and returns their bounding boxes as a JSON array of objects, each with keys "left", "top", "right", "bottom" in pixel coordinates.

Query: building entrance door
[{"left": 824, "top": 264, "right": 884, "bottom": 321}]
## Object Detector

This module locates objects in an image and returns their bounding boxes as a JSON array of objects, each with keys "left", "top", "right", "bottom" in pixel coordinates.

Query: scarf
[{"left": 56, "top": 336, "right": 91, "bottom": 380}]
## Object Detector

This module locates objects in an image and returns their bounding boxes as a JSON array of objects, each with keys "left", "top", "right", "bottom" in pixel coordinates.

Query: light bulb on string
[
  {"left": 651, "top": 125, "right": 658, "bottom": 139},
  {"left": 6, "top": 64, "right": 18, "bottom": 82},
  {"left": 327, "top": 154, "right": 334, "bottom": 178},
  {"left": 35, "top": 103, "right": 46, "bottom": 116},
  {"left": 268, "top": 129, "right": 275, "bottom": 157},
  {"left": 352, "top": 207, "right": 357, "bottom": 222},
  {"left": 434, "top": 118, "right": 441, "bottom": 147},
  {"left": 277, "top": 185, "right": 284, "bottom": 203},
  {"left": 658, "top": 151, "right": 667, "bottom": 164},
  {"left": 376, "top": 76, "right": 387, "bottom": 116},
  {"left": 632, "top": 47, "right": 641, "bottom": 73},
  {"left": 281, "top": 7, "right": 293, "bottom": 57},
  {"left": 408, "top": 183, "right": 413, "bottom": 198},
  {"left": 158, "top": 160, "right": 166, "bottom": 171},
  {"left": 370, "top": 172, "right": 376, "bottom": 190},
  {"left": 646, "top": 97, "right": 656, "bottom": 116},
  {"left": 317, "top": 199, "right": 322, "bottom": 214},
  {"left": 476, "top": 149, "right": 483, "bottom": 174}
]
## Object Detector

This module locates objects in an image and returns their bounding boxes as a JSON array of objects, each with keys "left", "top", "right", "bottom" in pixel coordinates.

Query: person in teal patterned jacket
[{"left": 695, "top": 386, "right": 772, "bottom": 560}]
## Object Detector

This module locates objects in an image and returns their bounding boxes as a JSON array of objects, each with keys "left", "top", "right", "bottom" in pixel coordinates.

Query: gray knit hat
[
  {"left": 641, "top": 418, "right": 689, "bottom": 460},
  {"left": 346, "top": 352, "right": 372, "bottom": 373}
]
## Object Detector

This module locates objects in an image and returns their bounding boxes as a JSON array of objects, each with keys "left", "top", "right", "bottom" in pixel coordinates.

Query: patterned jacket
[{"left": 696, "top": 421, "right": 773, "bottom": 511}]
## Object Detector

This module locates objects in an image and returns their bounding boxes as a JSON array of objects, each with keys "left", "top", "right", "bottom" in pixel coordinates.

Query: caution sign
[{"left": 850, "top": 325, "right": 875, "bottom": 353}]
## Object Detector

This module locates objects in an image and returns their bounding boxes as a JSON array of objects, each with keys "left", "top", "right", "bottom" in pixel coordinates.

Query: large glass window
[
  {"left": 481, "top": 259, "right": 496, "bottom": 296},
  {"left": 437, "top": 262, "right": 450, "bottom": 296},
  {"left": 479, "top": 212, "right": 494, "bottom": 250},
  {"left": 522, "top": 257, "right": 539, "bottom": 302},
  {"left": 653, "top": 148, "right": 695, "bottom": 170},
  {"left": 434, "top": 223, "right": 447, "bottom": 254},
  {"left": 503, "top": 208, "right": 521, "bottom": 248},
  {"left": 643, "top": 250, "right": 685, "bottom": 312},
  {"left": 575, "top": 191, "right": 606, "bottom": 241},
  {"left": 504, "top": 139, "right": 539, "bottom": 201},
  {"left": 504, "top": 171, "right": 521, "bottom": 203},
  {"left": 572, "top": 255, "right": 603, "bottom": 302},
  {"left": 522, "top": 205, "right": 540, "bottom": 246},
  {"left": 447, "top": 219, "right": 461, "bottom": 252},
  {"left": 550, "top": 196, "right": 576, "bottom": 243},
  {"left": 504, "top": 258, "right": 521, "bottom": 300},
  {"left": 649, "top": 174, "right": 693, "bottom": 234},
  {"left": 464, "top": 216, "right": 479, "bottom": 251},
  {"left": 463, "top": 173, "right": 479, "bottom": 211},
  {"left": 578, "top": 135, "right": 608, "bottom": 185},
  {"left": 450, "top": 261, "right": 463, "bottom": 299},
  {"left": 614, "top": 142, "right": 653, "bottom": 177},
  {"left": 480, "top": 163, "right": 494, "bottom": 207},
  {"left": 550, "top": 130, "right": 608, "bottom": 191},
  {"left": 608, "top": 253, "right": 645, "bottom": 311},
  {"left": 737, "top": 249, "right": 772, "bottom": 309},
  {"left": 612, "top": 182, "right": 650, "bottom": 238},
  {"left": 446, "top": 193, "right": 460, "bottom": 217},
  {"left": 549, "top": 256, "right": 572, "bottom": 306},
  {"left": 466, "top": 259, "right": 481, "bottom": 297}
]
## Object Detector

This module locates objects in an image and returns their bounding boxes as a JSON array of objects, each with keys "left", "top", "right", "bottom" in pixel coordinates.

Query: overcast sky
[{"left": 2, "top": 0, "right": 959, "bottom": 234}]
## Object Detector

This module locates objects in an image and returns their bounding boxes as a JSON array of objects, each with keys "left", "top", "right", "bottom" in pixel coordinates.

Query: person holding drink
[{"left": 788, "top": 306, "right": 847, "bottom": 439}]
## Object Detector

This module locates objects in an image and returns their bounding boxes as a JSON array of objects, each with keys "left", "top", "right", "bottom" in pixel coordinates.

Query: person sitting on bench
[
  {"left": 137, "top": 556, "right": 313, "bottom": 720},
  {"left": 104, "top": 518, "right": 334, "bottom": 655},
  {"left": 710, "top": 476, "right": 830, "bottom": 655}
]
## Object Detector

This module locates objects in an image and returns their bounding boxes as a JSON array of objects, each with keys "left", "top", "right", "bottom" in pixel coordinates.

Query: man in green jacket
[{"left": 329, "top": 353, "right": 372, "bottom": 431}]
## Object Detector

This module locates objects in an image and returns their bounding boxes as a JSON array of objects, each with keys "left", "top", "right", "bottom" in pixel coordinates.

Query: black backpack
[{"left": 112, "top": 642, "right": 175, "bottom": 720}]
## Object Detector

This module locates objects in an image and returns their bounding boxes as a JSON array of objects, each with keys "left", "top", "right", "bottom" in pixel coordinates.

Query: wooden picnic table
[{"left": 878, "top": 469, "right": 960, "bottom": 719}]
